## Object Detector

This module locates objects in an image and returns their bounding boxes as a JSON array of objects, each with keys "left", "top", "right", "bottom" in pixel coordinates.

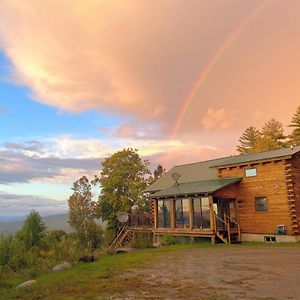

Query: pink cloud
[{"left": 201, "top": 108, "right": 237, "bottom": 130}]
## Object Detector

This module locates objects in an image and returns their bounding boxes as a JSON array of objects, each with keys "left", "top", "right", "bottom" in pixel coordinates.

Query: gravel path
[{"left": 109, "top": 246, "right": 300, "bottom": 300}]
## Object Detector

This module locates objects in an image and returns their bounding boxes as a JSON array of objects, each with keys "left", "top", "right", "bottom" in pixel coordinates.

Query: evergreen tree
[
  {"left": 288, "top": 106, "right": 300, "bottom": 146},
  {"left": 149, "top": 164, "right": 166, "bottom": 184},
  {"left": 97, "top": 148, "right": 151, "bottom": 231},
  {"left": 16, "top": 210, "right": 46, "bottom": 249},
  {"left": 236, "top": 126, "right": 261, "bottom": 153},
  {"left": 260, "top": 118, "right": 286, "bottom": 150}
]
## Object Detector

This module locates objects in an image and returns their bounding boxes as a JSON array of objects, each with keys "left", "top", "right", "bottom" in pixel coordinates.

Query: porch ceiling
[{"left": 151, "top": 178, "right": 241, "bottom": 199}]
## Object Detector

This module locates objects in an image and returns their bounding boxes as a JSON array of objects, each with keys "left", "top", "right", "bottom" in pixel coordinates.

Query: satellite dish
[
  {"left": 131, "top": 204, "right": 140, "bottom": 214},
  {"left": 116, "top": 211, "right": 129, "bottom": 223},
  {"left": 171, "top": 172, "right": 181, "bottom": 185}
]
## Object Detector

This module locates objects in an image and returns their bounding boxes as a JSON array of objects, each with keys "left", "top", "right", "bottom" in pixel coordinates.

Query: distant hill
[{"left": 0, "top": 213, "right": 73, "bottom": 236}]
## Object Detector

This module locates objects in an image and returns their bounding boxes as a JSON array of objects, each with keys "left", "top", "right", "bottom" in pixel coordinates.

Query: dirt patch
[{"left": 104, "top": 246, "right": 300, "bottom": 299}]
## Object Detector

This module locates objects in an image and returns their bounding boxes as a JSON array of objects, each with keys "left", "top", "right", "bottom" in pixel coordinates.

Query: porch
[{"left": 110, "top": 195, "right": 241, "bottom": 248}]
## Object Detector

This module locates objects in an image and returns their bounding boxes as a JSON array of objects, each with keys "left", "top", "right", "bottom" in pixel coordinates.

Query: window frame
[
  {"left": 245, "top": 168, "right": 257, "bottom": 178},
  {"left": 254, "top": 196, "right": 268, "bottom": 212}
]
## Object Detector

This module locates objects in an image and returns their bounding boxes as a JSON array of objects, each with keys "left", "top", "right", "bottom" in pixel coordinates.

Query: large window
[
  {"left": 255, "top": 197, "right": 268, "bottom": 212},
  {"left": 193, "top": 197, "right": 211, "bottom": 229},
  {"left": 175, "top": 198, "right": 190, "bottom": 228},
  {"left": 157, "top": 200, "right": 170, "bottom": 228}
]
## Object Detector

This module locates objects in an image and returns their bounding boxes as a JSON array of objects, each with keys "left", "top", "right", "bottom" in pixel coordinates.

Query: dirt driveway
[{"left": 110, "top": 246, "right": 300, "bottom": 300}]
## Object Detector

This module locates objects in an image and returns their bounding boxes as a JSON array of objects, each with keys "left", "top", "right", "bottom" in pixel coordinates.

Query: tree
[
  {"left": 153, "top": 164, "right": 166, "bottom": 180},
  {"left": 260, "top": 118, "right": 286, "bottom": 150},
  {"left": 289, "top": 106, "right": 300, "bottom": 146},
  {"left": 149, "top": 164, "right": 166, "bottom": 184},
  {"left": 97, "top": 148, "right": 151, "bottom": 231},
  {"left": 16, "top": 210, "right": 46, "bottom": 249},
  {"left": 68, "top": 176, "right": 103, "bottom": 255},
  {"left": 236, "top": 126, "right": 261, "bottom": 153}
]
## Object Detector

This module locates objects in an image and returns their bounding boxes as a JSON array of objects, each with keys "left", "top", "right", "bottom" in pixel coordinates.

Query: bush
[
  {"left": 160, "top": 235, "right": 177, "bottom": 246},
  {"left": 131, "top": 233, "right": 152, "bottom": 249}
]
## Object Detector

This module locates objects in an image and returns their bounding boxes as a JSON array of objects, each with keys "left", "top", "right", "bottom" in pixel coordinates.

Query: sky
[{"left": 0, "top": 0, "right": 300, "bottom": 220}]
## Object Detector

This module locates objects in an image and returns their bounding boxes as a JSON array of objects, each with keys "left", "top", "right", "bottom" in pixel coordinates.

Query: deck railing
[{"left": 126, "top": 212, "right": 152, "bottom": 229}]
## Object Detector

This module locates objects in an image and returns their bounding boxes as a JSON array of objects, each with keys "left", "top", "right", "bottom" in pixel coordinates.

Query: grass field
[{"left": 1, "top": 242, "right": 300, "bottom": 300}]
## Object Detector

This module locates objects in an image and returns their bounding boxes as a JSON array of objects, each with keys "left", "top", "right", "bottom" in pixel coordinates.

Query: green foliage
[
  {"left": 236, "top": 126, "right": 261, "bottom": 153},
  {"left": 289, "top": 106, "right": 300, "bottom": 146},
  {"left": 149, "top": 164, "right": 166, "bottom": 184},
  {"left": 160, "top": 234, "right": 177, "bottom": 246},
  {"left": 130, "top": 233, "right": 152, "bottom": 249},
  {"left": 237, "top": 119, "right": 288, "bottom": 153},
  {"left": 97, "top": 148, "right": 151, "bottom": 231},
  {"left": 68, "top": 176, "right": 103, "bottom": 254},
  {"left": 260, "top": 118, "right": 286, "bottom": 150},
  {"left": 16, "top": 210, "right": 46, "bottom": 250}
]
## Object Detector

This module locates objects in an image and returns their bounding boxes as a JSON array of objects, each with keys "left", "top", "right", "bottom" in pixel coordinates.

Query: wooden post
[
  {"left": 211, "top": 235, "right": 216, "bottom": 244},
  {"left": 189, "top": 197, "right": 193, "bottom": 230},
  {"left": 209, "top": 195, "right": 216, "bottom": 233},
  {"left": 170, "top": 198, "right": 175, "bottom": 229},
  {"left": 154, "top": 200, "right": 158, "bottom": 229}
]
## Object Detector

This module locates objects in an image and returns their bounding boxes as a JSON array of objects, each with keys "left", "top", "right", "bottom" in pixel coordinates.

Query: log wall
[
  {"left": 290, "top": 156, "right": 300, "bottom": 233},
  {"left": 218, "top": 159, "right": 297, "bottom": 235}
]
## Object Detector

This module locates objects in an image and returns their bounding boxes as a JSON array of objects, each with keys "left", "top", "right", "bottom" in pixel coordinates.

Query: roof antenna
[{"left": 171, "top": 172, "right": 181, "bottom": 185}]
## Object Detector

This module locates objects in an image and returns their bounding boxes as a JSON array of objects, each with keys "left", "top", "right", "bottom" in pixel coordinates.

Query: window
[
  {"left": 192, "top": 197, "right": 211, "bottom": 229},
  {"left": 175, "top": 198, "right": 190, "bottom": 228},
  {"left": 157, "top": 200, "right": 170, "bottom": 228},
  {"left": 255, "top": 197, "right": 268, "bottom": 212},
  {"left": 245, "top": 168, "right": 257, "bottom": 177}
]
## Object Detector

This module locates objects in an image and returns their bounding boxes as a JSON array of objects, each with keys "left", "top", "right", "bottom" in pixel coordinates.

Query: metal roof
[
  {"left": 151, "top": 178, "right": 242, "bottom": 198},
  {"left": 211, "top": 146, "right": 300, "bottom": 168},
  {"left": 145, "top": 156, "right": 231, "bottom": 193}
]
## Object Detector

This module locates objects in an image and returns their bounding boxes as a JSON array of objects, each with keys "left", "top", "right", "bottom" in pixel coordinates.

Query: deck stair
[
  {"left": 109, "top": 227, "right": 134, "bottom": 249},
  {"left": 215, "top": 213, "right": 241, "bottom": 244}
]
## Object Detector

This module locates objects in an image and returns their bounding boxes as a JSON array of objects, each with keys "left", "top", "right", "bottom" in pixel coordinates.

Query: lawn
[{"left": 1, "top": 243, "right": 300, "bottom": 299}]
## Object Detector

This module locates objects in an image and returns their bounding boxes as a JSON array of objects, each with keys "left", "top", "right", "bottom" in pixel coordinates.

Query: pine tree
[
  {"left": 288, "top": 106, "right": 300, "bottom": 146},
  {"left": 16, "top": 210, "right": 46, "bottom": 249},
  {"left": 260, "top": 118, "right": 286, "bottom": 150},
  {"left": 236, "top": 126, "right": 261, "bottom": 153}
]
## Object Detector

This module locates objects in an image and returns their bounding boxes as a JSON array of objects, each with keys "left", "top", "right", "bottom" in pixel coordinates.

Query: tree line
[
  {"left": 0, "top": 150, "right": 165, "bottom": 278},
  {"left": 236, "top": 106, "right": 300, "bottom": 153}
]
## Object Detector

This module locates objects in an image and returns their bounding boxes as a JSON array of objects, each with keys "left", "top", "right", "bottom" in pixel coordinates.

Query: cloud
[
  {"left": 0, "top": 0, "right": 266, "bottom": 130},
  {"left": 201, "top": 108, "right": 237, "bottom": 130},
  {"left": 0, "top": 140, "right": 100, "bottom": 184},
  {"left": 0, "top": 135, "right": 231, "bottom": 184},
  {"left": 0, "top": 192, "right": 67, "bottom": 217}
]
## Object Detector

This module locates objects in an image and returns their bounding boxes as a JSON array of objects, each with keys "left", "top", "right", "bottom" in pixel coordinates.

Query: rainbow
[{"left": 170, "top": 0, "right": 271, "bottom": 140}]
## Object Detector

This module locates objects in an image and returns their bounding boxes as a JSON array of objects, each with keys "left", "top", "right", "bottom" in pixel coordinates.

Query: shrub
[
  {"left": 131, "top": 233, "right": 152, "bottom": 249},
  {"left": 160, "top": 235, "right": 177, "bottom": 246}
]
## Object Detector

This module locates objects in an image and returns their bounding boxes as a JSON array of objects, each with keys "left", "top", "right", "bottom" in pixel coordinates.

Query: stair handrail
[
  {"left": 224, "top": 213, "right": 241, "bottom": 242},
  {"left": 109, "top": 226, "right": 126, "bottom": 249},
  {"left": 224, "top": 213, "right": 238, "bottom": 226},
  {"left": 214, "top": 212, "right": 228, "bottom": 230}
]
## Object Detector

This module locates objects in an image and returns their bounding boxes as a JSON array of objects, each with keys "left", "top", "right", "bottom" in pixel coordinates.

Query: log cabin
[{"left": 112, "top": 147, "right": 300, "bottom": 247}]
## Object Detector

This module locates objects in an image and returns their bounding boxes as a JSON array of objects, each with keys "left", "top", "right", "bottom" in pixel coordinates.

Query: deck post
[
  {"left": 189, "top": 197, "right": 193, "bottom": 230},
  {"left": 209, "top": 195, "right": 216, "bottom": 233},
  {"left": 154, "top": 200, "right": 158, "bottom": 229},
  {"left": 170, "top": 198, "right": 175, "bottom": 229},
  {"left": 211, "top": 235, "right": 216, "bottom": 244}
]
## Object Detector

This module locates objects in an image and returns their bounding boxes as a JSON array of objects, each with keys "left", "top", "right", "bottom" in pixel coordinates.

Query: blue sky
[{"left": 1, "top": 1, "right": 300, "bottom": 220}]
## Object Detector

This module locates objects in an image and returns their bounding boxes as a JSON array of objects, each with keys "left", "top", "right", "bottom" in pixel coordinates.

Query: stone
[
  {"left": 52, "top": 261, "right": 72, "bottom": 272},
  {"left": 16, "top": 280, "right": 37, "bottom": 289},
  {"left": 115, "top": 247, "right": 137, "bottom": 254}
]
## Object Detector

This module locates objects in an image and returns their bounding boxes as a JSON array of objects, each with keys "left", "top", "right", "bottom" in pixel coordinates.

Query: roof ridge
[
  {"left": 173, "top": 155, "right": 233, "bottom": 167},
  {"left": 176, "top": 177, "right": 241, "bottom": 185}
]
